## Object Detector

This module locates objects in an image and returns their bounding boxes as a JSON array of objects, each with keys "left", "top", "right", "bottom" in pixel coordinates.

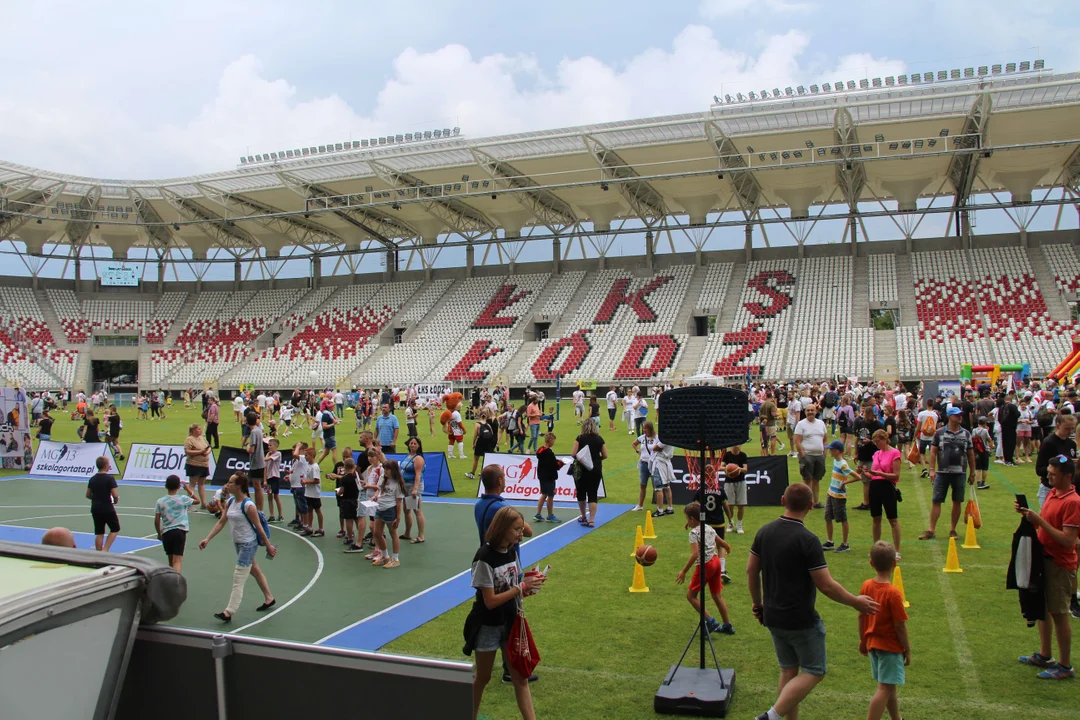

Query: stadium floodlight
[
  {"left": 937, "top": 70, "right": 947, "bottom": 81},
  {"left": 809, "top": 85, "right": 818, "bottom": 93},
  {"left": 748, "top": 91, "right": 757, "bottom": 100},
  {"left": 901, "top": 141, "right": 911, "bottom": 149},
  {"left": 395, "top": 134, "right": 404, "bottom": 142},
  {"left": 717, "top": 173, "right": 724, "bottom": 180},
  {"left": 793, "top": 150, "right": 802, "bottom": 158},
  {"left": 978, "top": 66, "right": 988, "bottom": 76},
  {"left": 875, "top": 134, "right": 885, "bottom": 142},
  {"left": 424, "top": 131, "right": 432, "bottom": 139},
  {"left": 769, "top": 152, "right": 778, "bottom": 160},
  {"left": 247, "top": 156, "right": 255, "bottom": 163},
  {"left": 443, "top": 128, "right": 451, "bottom": 137},
  {"left": 785, "top": 87, "right": 794, "bottom": 96},
  {"left": 914, "top": 139, "right": 924, "bottom": 148},
  {"left": 888, "top": 142, "right": 899, "bottom": 150},
  {"left": 817, "top": 147, "right": 826, "bottom": 156},
  {"left": 940, "top": 128, "right": 949, "bottom": 137},
  {"left": 805, "top": 140, "right": 814, "bottom": 148},
  {"left": 859, "top": 79, "right": 869, "bottom": 89},
  {"left": 240, "top": 157, "right": 247, "bottom": 164},
  {"left": 404, "top": 133, "right": 412, "bottom": 141},
  {"left": 255, "top": 154, "right": 263, "bottom": 162},
  {"left": 461, "top": 174, "right": 469, "bottom": 182},
  {"left": 898, "top": 75, "right": 907, "bottom": 85},
  {"left": 391, "top": 202, "right": 401, "bottom": 210},
  {"left": 173, "top": 224, "right": 180, "bottom": 231},
  {"left": 601, "top": 182, "right": 609, "bottom": 191},
  {"left": 847, "top": 80, "right": 856, "bottom": 90},
  {"left": 885, "top": 76, "right": 894, "bottom": 86},
  {"left": 796, "top": 86, "right": 805, "bottom": 94},
  {"left": 360, "top": 140, "right": 368, "bottom": 147},
  {"left": 713, "top": 95, "right": 721, "bottom": 104},
  {"left": 863, "top": 145, "right": 873, "bottom": 152},
  {"left": 746, "top": 146, "right": 754, "bottom": 153},
  {"left": 964, "top": 68, "right": 974, "bottom": 78},
  {"left": 949, "top": 69, "right": 960, "bottom": 79},
  {"left": 1034, "top": 59, "right": 1044, "bottom": 70},
  {"left": 911, "top": 74, "right": 921, "bottom": 84},
  {"left": 761, "top": 89, "right": 769, "bottom": 99},
  {"left": 725, "top": 94, "right": 734, "bottom": 103},
  {"left": 453, "top": 127, "right": 461, "bottom": 135},
  {"left": 872, "top": 78, "right": 882, "bottom": 87},
  {"left": 1019, "top": 61, "right": 1030, "bottom": 71},
  {"left": 736, "top": 93, "right": 745, "bottom": 102},
  {"left": 781, "top": 151, "right": 790, "bottom": 159},
  {"left": 433, "top": 130, "right": 442, "bottom": 138},
  {"left": 773, "top": 88, "right": 781, "bottom": 97},
  {"left": 822, "top": 83, "right": 831, "bottom": 92},
  {"left": 923, "top": 72, "right": 933, "bottom": 82}
]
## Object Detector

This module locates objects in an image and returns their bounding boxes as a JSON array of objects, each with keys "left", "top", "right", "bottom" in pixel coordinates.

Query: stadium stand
[
  {"left": 868, "top": 254, "right": 899, "bottom": 305},
  {"left": 697, "top": 259, "right": 798, "bottom": 380},
  {"left": 281, "top": 286, "right": 335, "bottom": 331},
  {"left": 396, "top": 278, "right": 455, "bottom": 326},
  {"left": 696, "top": 263, "right": 734, "bottom": 315},
  {"left": 535, "top": 270, "right": 586, "bottom": 320},
  {"left": 46, "top": 289, "right": 91, "bottom": 344},
  {"left": 0, "top": 287, "right": 78, "bottom": 388},
  {"left": 144, "top": 292, "right": 188, "bottom": 344},
  {"left": 1042, "top": 243, "right": 1080, "bottom": 295}
]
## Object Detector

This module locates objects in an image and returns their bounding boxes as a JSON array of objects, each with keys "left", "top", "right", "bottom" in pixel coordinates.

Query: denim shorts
[
  {"left": 324, "top": 435, "right": 338, "bottom": 450},
  {"left": 474, "top": 625, "right": 504, "bottom": 652},
  {"left": 291, "top": 487, "right": 308, "bottom": 514},
  {"left": 377, "top": 507, "right": 398, "bottom": 524},
  {"left": 638, "top": 460, "right": 651, "bottom": 487},
  {"left": 234, "top": 539, "right": 259, "bottom": 568},
  {"left": 932, "top": 472, "right": 966, "bottom": 504},
  {"left": 769, "top": 617, "right": 827, "bottom": 676},
  {"left": 869, "top": 649, "right": 905, "bottom": 685}
]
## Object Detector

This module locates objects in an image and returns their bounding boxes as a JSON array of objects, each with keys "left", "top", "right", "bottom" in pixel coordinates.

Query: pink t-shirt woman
[{"left": 870, "top": 445, "right": 902, "bottom": 484}]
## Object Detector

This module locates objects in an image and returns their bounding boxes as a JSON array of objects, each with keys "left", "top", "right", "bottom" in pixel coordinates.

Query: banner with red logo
[{"left": 474, "top": 452, "right": 607, "bottom": 501}]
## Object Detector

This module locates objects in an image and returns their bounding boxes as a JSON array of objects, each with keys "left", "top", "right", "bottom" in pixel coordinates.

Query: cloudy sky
[{"left": 1, "top": 0, "right": 1075, "bottom": 180}]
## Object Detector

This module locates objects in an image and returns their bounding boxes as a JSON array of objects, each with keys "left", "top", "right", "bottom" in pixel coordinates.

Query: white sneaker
[
  {"left": 777, "top": 442, "right": 785, "bottom": 450},
  {"left": 736, "top": 523, "right": 745, "bottom": 535},
  {"left": 631, "top": 505, "right": 644, "bottom": 511},
  {"left": 726, "top": 522, "right": 735, "bottom": 532}
]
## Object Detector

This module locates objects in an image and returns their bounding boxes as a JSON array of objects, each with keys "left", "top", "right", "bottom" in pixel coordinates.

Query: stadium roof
[{"left": 2, "top": 62, "right": 1079, "bottom": 262}]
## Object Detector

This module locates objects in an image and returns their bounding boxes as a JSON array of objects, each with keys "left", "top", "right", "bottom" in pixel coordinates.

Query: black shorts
[
  {"left": 185, "top": 464, "right": 209, "bottom": 478},
  {"left": 538, "top": 479, "right": 557, "bottom": 497},
  {"left": 974, "top": 452, "right": 989, "bottom": 471},
  {"left": 339, "top": 498, "right": 358, "bottom": 520},
  {"left": 575, "top": 476, "right": 601, "bottom": 504},
  {"left": 161, "top": 528, "right": 187, "bottom": 557},
  {"left": 267, "top": 477, "right": 280, "bottom": 494},
  {"left": 1030, "top": 426, "right": 1043, "bottom": 441},
  {"left": 868, "top": 480, "right": 899, "bottom": 520},
  {"left": 307, "top": 496, "right": 322, "bottom": 510},
  {"left": 249, "top": 467, "right": 265, "bottom": 480},
  {"left": 608, "top": 408, "right": 616, "bottom": 420},
  {"left": 92, "top": 508, "right": 120, "bottom": 535}
]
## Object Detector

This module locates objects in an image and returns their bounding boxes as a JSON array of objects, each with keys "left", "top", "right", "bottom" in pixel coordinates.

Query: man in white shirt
[
  {"left": 232, "top": 394, "right": 245, "bottom": 423},
  {"left": 786, "top": 393, "right": 803, "bottom": 458},
  {"left": 334, "top": 391, "right": 345, "bottom": 418},
  {"left": 573, "top": 388, "right": 586, "bottom": 419},
  {"left": 606, "top": 386, "right": 619, "bottom": 431},
  {"left": 794, "top": 404, "right": 829, "bottom": 507},
  {"left": 623, "top": 392, "right": 636, "bottom": 435}
]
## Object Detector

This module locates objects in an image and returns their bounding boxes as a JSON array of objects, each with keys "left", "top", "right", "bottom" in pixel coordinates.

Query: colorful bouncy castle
[
  {"left": 1048, "top": 337, "right": 1080, "bottom": 381},
  {"left": 961, "top": 363, "right": 1031, "bottom": 386}
]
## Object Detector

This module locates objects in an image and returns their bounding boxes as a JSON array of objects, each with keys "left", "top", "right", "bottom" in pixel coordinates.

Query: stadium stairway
[
  {"left": 964, "top": 248, "right": 999, "bottom": 365},
  {"left": 138, "top": 353, "right": 151, "bottom": 390},
  {"left": 852, "top": 255, "right": 870, "bottom": 328},
  {"left": 677, "top": 266, "right": 706, "bottom": 333},
  {"left": 35, "top": 290, "right": 77, "bottom": 349},
  {"left": 778, "top": 259, "right": 804, "bottom": 381},
  {"left": 1029, "top": 246, "right": 1074, "bottom": 322},
  {"left": 400, "top": 279, "right": 460, "bottom": 343},
  {"left": 674, "top": 335, "right": 707, "bottom": 377},
  {"left": 715, "top": 262, "right": 747, "bottom": 332},
  {"left": 894, "top": 257, "right": 918, "bottom": 327},
  {"left": 73, "top": 351, "right": 91, "bottom": 391},
  {"left": 500, "top": 340, "right": 540, "bottom": 384},
  {"left": 161, "top": 293, "right": 198, "bottom": 347},
  {"left": 874, "top": 329, "right": 899, "bottom": 380},
  {"left": 548, "top": 272, "right": 596, "bottom": 337}
]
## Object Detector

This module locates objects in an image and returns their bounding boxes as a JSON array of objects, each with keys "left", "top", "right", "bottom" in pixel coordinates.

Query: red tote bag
[{"left": 507, "top": 603, "right": 540, "bottom": 678}]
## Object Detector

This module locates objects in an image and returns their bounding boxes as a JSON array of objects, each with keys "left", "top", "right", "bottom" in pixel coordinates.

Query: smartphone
[{"left": 1015, "top": 493, "right": 1029, "bottom": 510}]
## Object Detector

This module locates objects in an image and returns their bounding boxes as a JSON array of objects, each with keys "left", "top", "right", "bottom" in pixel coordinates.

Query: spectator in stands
[
  {"left": 748, "top": 483, "right": 879, "bottom": 720},
  {"left": 41, "top": 526, "right": 77, "bottom": 548},
  {"left": 571, "top": 417, "right": 607, "bottom": 528},
  {"left": 205, "top": 395, "right": 220, "bottom": 449},
  {"left": 185, "top": 423, "right": 211, "bottom": 508},
  {"left": 1016, "top": 455, "right": 1079, "bottom": 679},
  {"left": 919, "top": 407, "right": 975, "bottom": 541},
  {"left": 199, "top": 472, "right": 277, "bottom": 623}
]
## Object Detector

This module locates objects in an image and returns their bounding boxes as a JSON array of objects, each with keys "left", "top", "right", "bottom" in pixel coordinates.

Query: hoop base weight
[{"left": 654, "top": 666, "right": 735, "bottom": 717}]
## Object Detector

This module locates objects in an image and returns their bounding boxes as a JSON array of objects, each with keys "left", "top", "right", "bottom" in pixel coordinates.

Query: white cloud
[
  {"left": 0, "top": 24, "right": 903, "bottom": 179},
  {"left": 699, "top": 0, "right": 815, "bottom": 18}
]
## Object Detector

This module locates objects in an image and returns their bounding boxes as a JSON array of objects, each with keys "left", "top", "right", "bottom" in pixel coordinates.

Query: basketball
[
  {"left": 635, "top": 544, "right": 657, "bottom": 566},
  {"left": 725, "top": 463, "right": 740, "bottom": 477}
]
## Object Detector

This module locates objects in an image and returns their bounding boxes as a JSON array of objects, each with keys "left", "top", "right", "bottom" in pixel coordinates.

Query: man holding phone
[{"left": 1016, "top": 455, "right": 1080, "bottom": 679}]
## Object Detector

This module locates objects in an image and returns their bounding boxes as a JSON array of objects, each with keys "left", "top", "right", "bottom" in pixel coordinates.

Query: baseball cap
[
  {"left": 947, "top": 406, "right": 963, "bottom": 416},
  {"left": 828, "top": 440, "right": 845, "bottom": 451}
]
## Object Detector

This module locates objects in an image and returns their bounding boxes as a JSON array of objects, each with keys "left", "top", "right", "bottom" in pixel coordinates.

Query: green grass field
[{"left": 6, "top": 400, "right": 1077, "bottom": 719}]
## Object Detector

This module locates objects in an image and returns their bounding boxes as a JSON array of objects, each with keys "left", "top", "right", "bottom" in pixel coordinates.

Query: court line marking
[
  {"left": 316, "top": 516, "right": 580, "bottom": 645},
  {"left": 0, "top": 513, "right": 158, "bottom": 553},
  {"left": 909, "top": 470, "right": 986, "bottom": 704},
  {"left": 230, "top": 524, "right": 325, "bottom": 635}
]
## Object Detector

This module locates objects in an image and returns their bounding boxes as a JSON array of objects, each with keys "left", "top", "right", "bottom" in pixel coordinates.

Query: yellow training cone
[
  {"left": 892, "top": 565, "right": 911, "bottom": 608},
  {"left": 629, "top": 561, "right": 650, "bottom": 593},
  {"left": 630, "top": 525, "right": 644, "bottom": 557},
  {"left": 643, "top": 511, "right": 658, "bottom": 539},
  {"left": 961, "top": 516, "right": 981, "bottom": 549},
  {"left": 943, "top": 536, "right": 963, "bottom": 573}
]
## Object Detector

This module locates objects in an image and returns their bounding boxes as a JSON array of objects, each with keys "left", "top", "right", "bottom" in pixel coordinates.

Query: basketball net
[{"left": 682, "top": 447, "right": 723, "bottom": 492}]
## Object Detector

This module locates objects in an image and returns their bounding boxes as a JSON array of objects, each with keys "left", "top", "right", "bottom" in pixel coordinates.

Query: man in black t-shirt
[
  {"left": 851, "top": 403, "right": 884, "bottom": 511},
  {"left": 747, "top": 484, "right": 879, "bottom": 720},
  {"left": 721, "top": 445, "right": 750, "bottom": 535},
  {"left": 85, "top": 456, "right": 120, "bottom": 552},
  {"left": 38, "top": 410, "right": 55, "bottom": 441}
]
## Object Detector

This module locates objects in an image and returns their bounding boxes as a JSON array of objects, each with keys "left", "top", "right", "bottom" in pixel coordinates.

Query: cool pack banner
[
  {"left": 211, "top": 446, "right": 294, "bottom": 486},
  {"left": 31, "top": 441, "right": 117, "bottom": 479},
  {"left": 669, "top": 455, "right": 789, "bottom": 508},
  {"left": 122, "top": 443, "right": 217, "bottom": 484},
  {"left": 349, "top": 451, "right": 455, "bottom": 496},
  {"left": 472, "top": 451, "right": 607, "bottom": 502},
  {"left": 0, "top": 387, "right": 31, "bottom": 470}
]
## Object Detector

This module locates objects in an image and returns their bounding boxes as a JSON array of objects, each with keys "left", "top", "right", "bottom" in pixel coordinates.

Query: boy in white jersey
[{"left": 677, "top": 501, "right": 735, "bottom": 635}]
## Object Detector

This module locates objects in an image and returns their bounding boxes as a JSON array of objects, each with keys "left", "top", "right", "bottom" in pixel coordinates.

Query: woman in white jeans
[{"left": 199, "top": 472, "right": 277, "bottom": 622}]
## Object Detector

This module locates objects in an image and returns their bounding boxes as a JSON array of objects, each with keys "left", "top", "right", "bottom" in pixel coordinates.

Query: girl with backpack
[
  {"left": 198, "top": 472, "right": 277, "bottom": 623},
  {"left": 507, "top": 405, "right": 526, "bottom": 454},
  {"left": 836, "top": 394, "right": 856, "bottom": 457},
  {"left": 466, "top": 408, "right": 498, "bottom": 480}
]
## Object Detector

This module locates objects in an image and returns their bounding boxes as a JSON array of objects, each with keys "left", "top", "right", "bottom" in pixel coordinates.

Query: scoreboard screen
[{"left": 100, "top": 265, "right": 139, "bottom": 287}]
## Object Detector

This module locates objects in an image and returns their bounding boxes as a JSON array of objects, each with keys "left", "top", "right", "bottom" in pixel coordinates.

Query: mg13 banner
[
  {"left": 669, "top": 455, "right": 789, "bottom": 508},
  {"left": 31, "top": 441, "right": 117, "bottom": 479},
  {"left": 122, "top": 443, "right": 217, "bottom": 484},
  {"left": 473, "top": 452, "right": 607, "bottom": 502},
  {"left": 211, "top": 446, "right": 294, "bottom": 486}
]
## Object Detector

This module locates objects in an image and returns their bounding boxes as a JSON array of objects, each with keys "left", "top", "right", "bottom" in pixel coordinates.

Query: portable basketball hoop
[{"left": 655, "top": 385, "right": 749, "bottom": 718}]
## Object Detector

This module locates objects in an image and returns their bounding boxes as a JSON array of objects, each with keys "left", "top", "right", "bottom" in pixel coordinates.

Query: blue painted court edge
[
  {"left": 317, "top": 503, "right": 634, "bottom": 652},
  {"left": 0, "top": 524, "right": 158, "bottom": 554}
]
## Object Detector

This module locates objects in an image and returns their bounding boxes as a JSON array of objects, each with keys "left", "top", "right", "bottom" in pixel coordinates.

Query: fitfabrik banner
[
  {"left": 211, "top": 446, "right": 294, "bottom": 486},
  {"left": 669, "top": 455, "right": 789, "bottom": 508},
  {"left": 122, "top": 443, "right": 217, "bottom": 484},
  {"left": 473, "top": 451, "right": 607, "bottom": 502}
]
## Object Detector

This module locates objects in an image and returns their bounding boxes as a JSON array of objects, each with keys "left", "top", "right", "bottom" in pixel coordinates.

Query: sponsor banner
[
  {"left": 412, "top": 383, "right": 452, "bottom": 404},
  {"left": 349, "top": 451, "right": 455, "bottom": 496},
  {"left": 473, "top": 452, "right": 607, "bottom": 502},
  {"left": 669, "top": 454, "right": 789, "bottom": 509},
  {"left": 1, "top": 388, "right": 31, "bottom": 470},
  {"left": 123, "top": 443, "right": 217, "bottom": 484},
  {"left": 211, "top": 446, "right": 294, "bottom": 485},
  {"left": 577, "top": 380, "right": 597, "bottom": 391},
  {"left": 31, "top": 440, "right": 117, "bottom": 479}
]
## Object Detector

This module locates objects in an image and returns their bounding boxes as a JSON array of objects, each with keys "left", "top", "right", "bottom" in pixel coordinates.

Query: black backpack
[
  {"left": 823, "top": 392, "right": 838, "bottom": 408},
  {"left": 478, "top": 421, "right": 495, "bottom": 447}
]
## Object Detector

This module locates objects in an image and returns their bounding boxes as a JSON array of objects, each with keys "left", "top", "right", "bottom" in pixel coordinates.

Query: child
[
  {"left": 822, "top": 439, "right": 861, "bottom": 552},
  {"left": 533, "top": 432, "right": 563, "bottom": 523},
  {"left": 154, "top": 474, "right": 195, "bottom": 572},
  {"left": 287, "top": 442, "right": 310, "bottom": 531},
  {"left": 264, "top": 439, "right": 283, "bottom": 522},
  {"left": 676, "top": 502, "right": 735, "bottom": 635},
  {"left": 371, "top": 459, "right": 406, "bottom": 567},
  {"left": 328, "top": 447, "right": 353, "bottom": 540},
  {"left": 972, "top": 416, "right": 992, "bottom": 490},
  {"left": 301, "top": 446, "right": 324, "bottom": 537},
  {"left": 859, "top": 541, "right": 910, "bottom": 720},
  {"left": 280, "top": 403, "right": 294, "bottom": 437},
  {"left": 362, "top": 448, "right": 383, "bottom": 556},
  {"left": 338, "top": 458, "right": 364, "bottom": 552},
  {"left": 86, "top": 456, "right": 119, "bottom": 552}
]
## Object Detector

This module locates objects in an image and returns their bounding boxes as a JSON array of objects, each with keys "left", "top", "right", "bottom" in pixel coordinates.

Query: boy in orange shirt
[{"left": 859, "top": 541, "right": 910, "bottom": 720}]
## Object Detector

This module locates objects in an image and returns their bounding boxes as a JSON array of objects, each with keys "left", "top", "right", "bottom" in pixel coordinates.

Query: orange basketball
[
  {"left": 725, "top": 463, "right": 740, "bottom": 477},
  {"left": 635, "top": 544, "right": 658, "bottom": 566}
]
